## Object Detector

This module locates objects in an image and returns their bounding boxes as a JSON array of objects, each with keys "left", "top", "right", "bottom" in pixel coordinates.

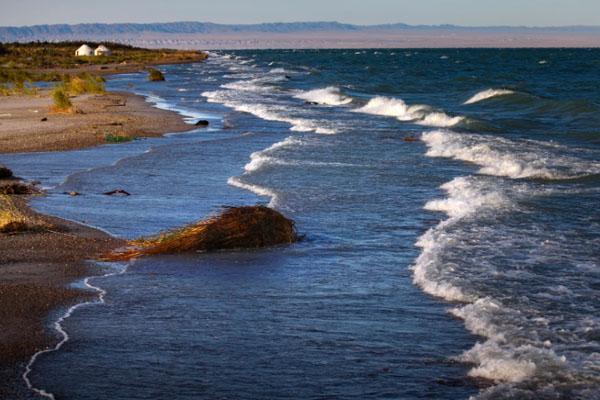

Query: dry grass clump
[
  {"left": 105, "top": 206, "right": 297, "bottom": 261},
  {"left": 51, "top": 85, "right": 73, "bottom": 113},
  {"left": 0, "top": 195, "right": 50, "bottom": 233},
  {"left": 65, "top": 73, "right": 105, "bottom": 95},
  {"left": 0, "top": 182, "right": 41, "bottom": 195}
]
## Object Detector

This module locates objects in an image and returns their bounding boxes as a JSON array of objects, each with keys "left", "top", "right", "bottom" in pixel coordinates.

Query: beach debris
[
  {"left": 65, "top": 191, "right": 80, "bottom": 196},
  {"left": 195, "top": 120, "right": 209, "bottom": 127},
  {"left": 0, "top": 182, "right": 41, "bottom": 195},
  {"left": 402, "top": 137, "right": 419, "bottom": 142},
  {"left": 0, "top": 165, "right": 13, "bottom": 179},
  {"left": 40, "top": 117, "right": 48, "bottom": 122},
  {"left": 103, "top": 189, "right": 131, "bottom": 196},
  {"left": 104, "top": 205, "right": 297, "bottom": 261}
]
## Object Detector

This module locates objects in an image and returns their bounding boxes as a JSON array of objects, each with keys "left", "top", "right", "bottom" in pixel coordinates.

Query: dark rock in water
[
  {"left": 105, "top": 205, "right": 297, "bottom": 260},
  {"left": 40, "top": 117, "right": 48, "bottom": 122},
  {"left": 305, "top": 101, "right": 319, "bottom": 106},
  {"left": 0, "top": 165, "right": 13, "bottom": 179},
  {"left": 103, "top": 189, "right": 131, "bottom": 196},
  {"left": 147, "top": 67, "right": 165, "bottom": 82},
  {"left": 402, "top": 137, "right": 419, "bottom": 142},
  {"left": 0, "top": 182, "right": 40, "bottom": 195},
  {"left": 195, "top": 120, "right": 209, "bottom": 127},
  {"left": 285, "top": 75, "right": 292, "bottom": 80}
]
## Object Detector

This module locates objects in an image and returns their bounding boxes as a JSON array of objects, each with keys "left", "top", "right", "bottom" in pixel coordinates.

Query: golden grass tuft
[
  {"left": 104, "top": 206, "right": 297, "bottom": 261},
  {"left": 66, "top": 74, "right": 105, "bottom": 95},
  {"left": 0, "top": 195, "right": 50, "bottom": 233},
  {"left": 50, "top": 85, "right": 73, "bottom": 113}
]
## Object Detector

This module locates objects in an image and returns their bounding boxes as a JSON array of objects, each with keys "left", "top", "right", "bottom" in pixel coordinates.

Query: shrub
[
  {"left": 104, "top": 133, "right": 133, "bottom": 143},
  {"left": 51, "top": 85, "right": 72, "bottom": 111},
  {"left": 66, "top": 73, "right": 105, "bottom": 95},
  {"left": 147, "top": 68, "right": 165, "bottom": 81}
]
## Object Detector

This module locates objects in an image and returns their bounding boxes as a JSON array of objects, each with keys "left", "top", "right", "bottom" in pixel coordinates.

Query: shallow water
[{"left": 4, "top": 49, "right": 599, "bottom": 399}]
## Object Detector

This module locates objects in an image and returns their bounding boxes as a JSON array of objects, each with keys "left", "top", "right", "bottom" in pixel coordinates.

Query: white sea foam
[
  {"left": 412, "top": 177, "right": 511, "bottom": 303},
  {"left": 23, "top": 263, "right": 128, "bottom": 399},
  {"left": 269, "top": 67, "right": 287, "bottom": 74},
  {"left": 415, "top": 112, "right": 465, "bottom": 128},
  {"left": 355, "top": 96, "right": 464, "bottom": 127},
  {"left": 412, "top": 174, "right": 575, "bottom": 390},
  {"left": 227, "top": 176, "right": 278, "bottom": 208},
  {"left": 293, "top": 86, "right": 353, "bottom": 106},
  {"left": 202, "top": 90, "right": 337, "bottom": 134},
  {"left": 421, "top": 130, "right": 600, "bottom": 179},
  {"left": 464, "top": 89, "right": 515, "bottom": 105}
]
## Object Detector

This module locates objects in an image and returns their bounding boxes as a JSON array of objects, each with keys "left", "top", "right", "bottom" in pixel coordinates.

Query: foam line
[{"left": 23, "top": 263, "right": 128, "bottom": 399}]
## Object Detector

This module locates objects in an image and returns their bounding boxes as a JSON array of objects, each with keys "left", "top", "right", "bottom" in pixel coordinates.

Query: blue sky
[{"left": 1, "top": 0, "right": 599, "bottom": 27}]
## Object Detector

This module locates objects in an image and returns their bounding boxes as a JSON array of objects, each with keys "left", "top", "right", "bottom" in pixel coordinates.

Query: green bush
[
  {"left": 104, "top": 133, "right": 133, "bottom": 143},
  {"left": 147, "top": 68, "right": 165, "bottom": 81}
]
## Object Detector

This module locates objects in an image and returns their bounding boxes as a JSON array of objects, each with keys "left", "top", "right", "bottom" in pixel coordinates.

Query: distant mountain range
[{"left": 1, "top": 21, "right": 599, "bottom": 48}]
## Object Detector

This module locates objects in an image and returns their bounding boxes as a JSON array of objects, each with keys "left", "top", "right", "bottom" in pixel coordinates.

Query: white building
[
  {"left": 94, "top": 45, "right": 112, "bottom": 56},
  {"left": 75, "top": 44, "right": 93, "bottom": 57}
]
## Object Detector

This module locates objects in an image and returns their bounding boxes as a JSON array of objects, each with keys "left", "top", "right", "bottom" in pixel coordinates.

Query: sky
[{"left": 0, "top": 0, "right": 599, "bottom": 27}]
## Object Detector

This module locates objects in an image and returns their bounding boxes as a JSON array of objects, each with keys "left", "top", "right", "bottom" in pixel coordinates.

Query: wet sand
[
  {"left": 0, "top": 193, "right": 125, "bottom": 398},
  {"left": 0, "top": 86, "right": 195, "bottom": 398}
]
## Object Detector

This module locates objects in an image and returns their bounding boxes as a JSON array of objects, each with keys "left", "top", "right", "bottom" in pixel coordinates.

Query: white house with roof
[
  {"left": 94, "top": 45, "right": 112, "bottom": 56},
  {"left": 75, "top": 44, "right": 93, "bottom": 56}
]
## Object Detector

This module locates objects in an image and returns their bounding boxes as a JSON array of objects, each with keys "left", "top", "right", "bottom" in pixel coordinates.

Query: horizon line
[{"left": 2, "top": 20, "right": 600, "bottom": 30}]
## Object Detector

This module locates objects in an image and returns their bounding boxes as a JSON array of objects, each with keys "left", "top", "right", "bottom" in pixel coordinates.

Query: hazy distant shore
[{"left": 2, "top": 21, "right": 600, "bottom": 48}]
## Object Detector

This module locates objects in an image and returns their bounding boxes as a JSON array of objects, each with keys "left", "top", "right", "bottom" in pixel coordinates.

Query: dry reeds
[
  {"left": 104, "top": 206, "right": 297, "bottom": 261},
  {"left": 0, "top": 195, "right": 50, "bottom": 233}
]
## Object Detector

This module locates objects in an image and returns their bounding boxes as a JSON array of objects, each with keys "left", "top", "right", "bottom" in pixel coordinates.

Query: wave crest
[
  {"left": 355, "top": 96, "right": 464, "bottom": 127},
  {"left": 294, "top": 86, "right": 352, "bottom": 106},
  {"left": 464, "top": 89, "right": 516, "bottom": 105}
]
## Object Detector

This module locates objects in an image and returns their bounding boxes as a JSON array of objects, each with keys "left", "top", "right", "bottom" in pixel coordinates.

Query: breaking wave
[
  {"left": 464, "top": 89, "right": 516, "bottom": 105},
  {"left": 293, "top": 86, "right": 353, "bottom": 106},
  {"left": 355, "top": 96, "right": 464, "bottom": 127},
  {"left": 202, "top": 90, "right": 337, "bottom": 134},
  {"left": 421, "top": 130, "right": 600, "bottom": 180}
]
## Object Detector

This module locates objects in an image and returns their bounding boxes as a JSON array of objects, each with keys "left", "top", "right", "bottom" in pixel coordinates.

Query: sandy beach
[
  {"left": 0, "top": 90, "right": 194, "bottom": 153},
  {"left": 0, "top": 81, "right": 197, "bottom": 397}
]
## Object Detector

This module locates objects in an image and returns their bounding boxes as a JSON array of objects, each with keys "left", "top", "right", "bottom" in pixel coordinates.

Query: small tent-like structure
[
  {"left": 94, "top": 45, "right": 112, "bottom": 56},
  {"left": 75, "top": 44, "right": 93, "bottom": 57}
]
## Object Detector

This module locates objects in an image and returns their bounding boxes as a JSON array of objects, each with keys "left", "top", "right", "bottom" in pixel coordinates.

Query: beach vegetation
[
  {"left": 0, "top": 194, "right": 50, "bottom": 234},
  {"left": 104, "top": 206, "right": 297, "bottom": 260},
  {"left": 51, "top": 85, "right": 73, "bottom": 112},
  {"left": 104, "top": 133, "right": 134, "bottom": 143},
  {"left": 0, "top": 42, "right": 207, "bottom": 81},
  {"left": 63, "top": 73, "right": 105, "bottom": 95},
  {"left": 147, "top": 68, "right": 165, "bottom": 81}
]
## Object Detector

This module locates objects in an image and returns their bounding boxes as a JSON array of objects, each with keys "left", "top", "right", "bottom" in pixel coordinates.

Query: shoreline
[
  {"left": 0, "top": 90, "right": 196, "bottom": 154},
  {"left": 0, "top": 66, "right": 201, "bottom": 397}
]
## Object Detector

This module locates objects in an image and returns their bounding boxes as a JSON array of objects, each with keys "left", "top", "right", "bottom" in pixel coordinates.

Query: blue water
[{"left": 3, "top": 49, "right": 599, "bottom": 400}]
